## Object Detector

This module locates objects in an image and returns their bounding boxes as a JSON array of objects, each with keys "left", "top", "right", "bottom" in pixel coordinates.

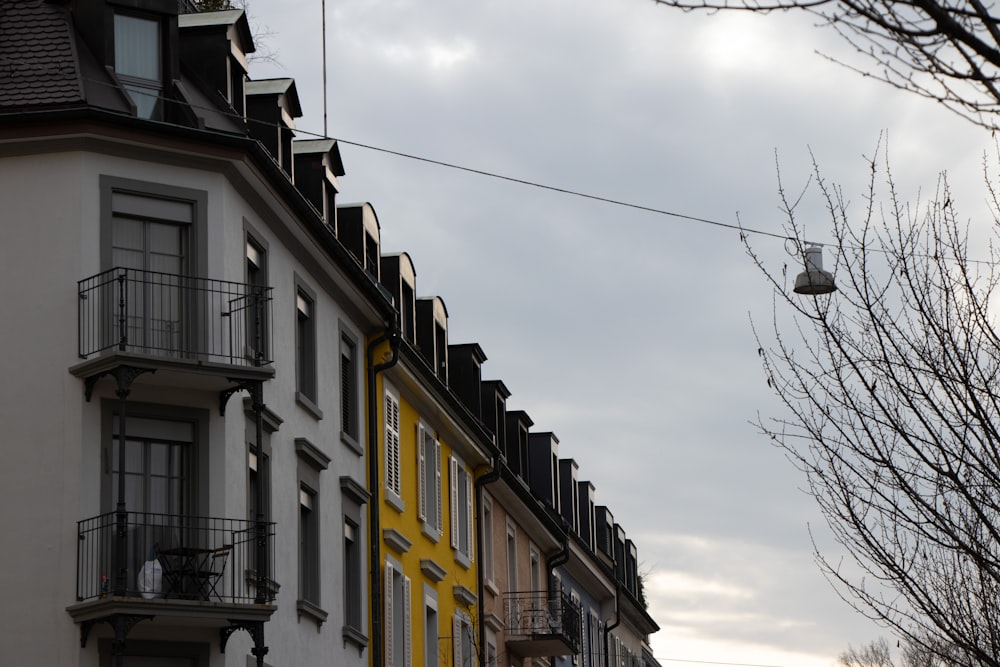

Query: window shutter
[
  {"left": 452, "top": 615, "right": 462, "bottom": 667},
  {"left": 465, "top": 472, "right": 474, "bottom": 561},
  {"left": 450, "top": 456, "right": 459, "bottom": 549},
  {"left": 417, "top": 425, "right": 427, "bottom": 521},
  {"left": 385, "top": 393, "right": 400, "bottom": 496},
  {"left": 385, "top": 564, "right": 394, "bottom": 667},
  {"left": 434, "top": 440, "right": 443, "bottom": 532},
  {"left": 403, "top": 575, "right": 412, "bottom": 667}
]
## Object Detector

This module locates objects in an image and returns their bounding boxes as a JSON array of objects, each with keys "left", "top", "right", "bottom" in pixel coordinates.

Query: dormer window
[
  {"left": 400, "top": 280, "right": 415, "bottom": 342},
  {"left": 365, "top": 232, "right": 379, "bottom": 280},
  {"left": 114, "top": 14, "right": 163, "bottom": 119}
]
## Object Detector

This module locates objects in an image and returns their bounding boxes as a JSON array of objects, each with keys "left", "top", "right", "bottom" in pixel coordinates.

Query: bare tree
[
  {"left": 747, "top": 140, "right": 1000, "bottom": 667},
  {"left": 841, "top": 638, "right": 895, "bottom": 667},
  {"left": 841, "top": 637, "right": 959, "bottom": 667},
  {"left": 649, "top": 0, "right": 1000, "bottom": 130}
]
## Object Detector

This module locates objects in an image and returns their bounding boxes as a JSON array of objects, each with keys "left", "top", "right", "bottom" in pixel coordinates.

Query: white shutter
[
  {"left": 385, "top": 564, "right": 394, "bottom": 667},
  {"left": 434, "top": 440, "right": 443, "bottom": 532},
  {"left": 450, "top": 456, "right": 459, "bottom": 549},
  {"left": 465, "top": 472, "right": 474, "bottom": 561},
  {"left": 403, "top": 575, "right": 412, "bottom": 667},
  {"left": 452, "top": 615, "right": 462, "bottom": 667},
  {"left": 417, "top": 425, "right": 427, "bottom": 521},
  {"left": 385, "top": 392, "right": 400, "bottom": 496}
]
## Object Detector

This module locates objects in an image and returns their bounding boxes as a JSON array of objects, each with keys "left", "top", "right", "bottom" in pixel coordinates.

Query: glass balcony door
[{"left": 111, "top": 209, "right": 187, "bottom": 356}]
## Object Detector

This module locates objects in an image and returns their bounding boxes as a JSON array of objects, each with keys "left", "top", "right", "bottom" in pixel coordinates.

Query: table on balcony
[{"left": 159, "top": 546, "right": 217, "bottom": 600}]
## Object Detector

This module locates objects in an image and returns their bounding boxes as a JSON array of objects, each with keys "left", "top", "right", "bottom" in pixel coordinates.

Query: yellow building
[{"left": 370, "top": 253, "right": 496, "bottom": 667}]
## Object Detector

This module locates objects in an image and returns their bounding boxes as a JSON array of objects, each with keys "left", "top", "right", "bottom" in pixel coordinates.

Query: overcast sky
[{"left": 247, "top": 2, "right": 995, "bottom": 665}]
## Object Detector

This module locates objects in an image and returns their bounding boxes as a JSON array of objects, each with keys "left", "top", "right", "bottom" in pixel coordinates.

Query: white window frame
[
  {"left": 452, "top": 610, "right": 473, "bottom": 667},
  {"left": 384, "top": 386, "right": 403, "bottom": 508},
  {"left": 449, "top": 455, "right": 474, "bottom": 564},
  {"left": 417, "top": 420, "right": 443, "bottom": 537},
  {"left": 385, "top": 559, "right": 411, "bottom": 667}
]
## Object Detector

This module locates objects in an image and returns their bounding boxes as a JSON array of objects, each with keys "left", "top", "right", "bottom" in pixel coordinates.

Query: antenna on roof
[{"left": 322, "top": 0, "right": 328, "bottom": 136}]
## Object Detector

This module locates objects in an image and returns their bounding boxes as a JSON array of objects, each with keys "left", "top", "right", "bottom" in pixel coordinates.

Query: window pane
[{"left": 114, "top": 15, "right": 160, "bottom": 80}]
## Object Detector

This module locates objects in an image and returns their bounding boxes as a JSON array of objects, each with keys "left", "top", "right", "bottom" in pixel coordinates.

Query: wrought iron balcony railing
[
  {"left": 503, "top": 589, "right": 583, "bottom": 655},
  {"left": 76, "top": 511, "right": 275, "bottom": 605},
  {"left": 78, "top": 267, "right": 273, "bottom": 367}
]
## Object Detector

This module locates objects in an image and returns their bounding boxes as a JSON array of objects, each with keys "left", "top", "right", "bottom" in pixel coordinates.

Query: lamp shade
[{"left": 793, "top": 245, "right": 836, "bottom": 295}]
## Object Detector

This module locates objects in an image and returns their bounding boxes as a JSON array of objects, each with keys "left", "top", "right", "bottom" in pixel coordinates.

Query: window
[
  {"left": 434, "top": 323, "right": 447, "bottom": 379},
  {"left": 570, "top": 590, "right": 583, "bottom": 666},
  {"left": 417, "top": 422, "right": 442, "bottom": 536},
  {"left": 295, "top": 283, "right": 318, "bottom": 409},
  {"left": 506, "top": 525, "right": 517, "bottom": 591},
  {"left": 364, "top": 232, "right": 379, "bottom": 279},
  {"left": 299, "top": 485, "right": 319, "bottom": 605},
  {"left": 342, "top": 475, "right": 368, "bottom": 646},
  {"left": 529, "top": 546, "right": 541, "bottom": 593},
  {"left": 384, "top": 387, "right": 402, "bottom": 505},
  {"left": 589, "top": 612, "right": 600, "bottom": 667},
  {"left": 248, "top": 447, "right": 270, "bottom": 523},
  {"left": 245, "top": 236, "right": 269, "bottom": 363},
  {"left": 114, "top": 13, "right": 163, "bottom": 119},
  {"left": 385, "top": 560, "right": 411, "bottom": 667},
  {"left": 486, "top": 630, "right": 497, "bottom": 667},
  {"left": 424, "top": 589, "right": 439, "bottom": 667},
  {"left": 400, "top": 280, "right": 415, "bottom": 343},
  {"left": 449, "top": 456, "right": 473, "bottom": 563},
  {"left": 452, "top": 612, "right": 473, "bottom": 667},
  {"left": 296, "top": 439, "right": 328, "bottom": 621},
  {"left": 340, "top": 331, "right": 359, "bottom": 442},
  {"left": 111, "top": 192, "right": 190, "bottom": 356},
  {"left": 482, "top": 496, "right": 494, "bottom": 587},
  {"left": 344, "top": 519, "right": 361, "bottom": 629},
  {"left": 110, "top": 415, "right": 192, "bottom": 516}
]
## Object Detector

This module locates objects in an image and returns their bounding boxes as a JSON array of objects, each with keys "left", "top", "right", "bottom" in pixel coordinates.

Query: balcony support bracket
[
  {"left": 221, "top": 619, "right": 268, "bottom": 666},
  {"left": 84, "top": 365, "right": 156, "bottom": 402},
  {"left": 80, "top": 612, "right": 153, "bottom": 650},
  {"left": 220, "top": 378, "right": 263, "bottom": 416}
]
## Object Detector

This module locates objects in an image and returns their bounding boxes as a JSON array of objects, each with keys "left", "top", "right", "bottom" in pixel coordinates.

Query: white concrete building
[{"left": 0, "top": 2, "right": 394, "bottom": 666}]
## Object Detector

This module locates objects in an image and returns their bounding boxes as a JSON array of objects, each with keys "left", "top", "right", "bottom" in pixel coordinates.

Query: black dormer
[
  {"left": 626, "top": 539, "right": 639, "bottom": 598},
  {"left": 178, "top": 9, "right": 253, "bottom": 116},
  {"left": 75, "top": 0, "right": 181, "bottom": 121},
  {"left": 528, "top": 432, "right": 559, "bottom": 511},
  {"left": 338, "top": 203, "right": 381, "bottom": 280},
  {"left": 380, "top": 253, "right": 416, "bottom": 341},
  {"left": 449, "top": 344, "right": 487, "bottom": 417},
  {"left": 416, "top": 297, "right": 448, "bottom": 382},
  {"left": 578, "top": 480, "right": 596, "bottom": 552},
  {"left": 613, "top": 523, "right": 627, "bottom": 580},
  {"left": 595, "top": 505, "right": 615, "bottom": 560},
  {"left": 246, "top": 78, "right": 301, "bottom": 179},
  {"left": 294, "top": 139, "right": 345, "bottom": 230},
  {"left": 558, "top": 459, "right": 580, "bottom": 535},
  {"left": 480, "top": 379, "right": 510, "bottom": 445},
  {"left": 504, "top": 410, "right": 533, "bottom": 480}
]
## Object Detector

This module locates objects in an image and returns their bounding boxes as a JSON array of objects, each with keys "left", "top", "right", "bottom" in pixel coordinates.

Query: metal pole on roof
[{"left": 322, "top": 0, "right": 328, "bottom": 136}]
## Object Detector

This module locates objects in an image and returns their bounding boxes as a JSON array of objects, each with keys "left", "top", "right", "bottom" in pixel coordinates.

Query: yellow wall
[{"left": 374, "top": 367, "right": 486, "bottom": 667}]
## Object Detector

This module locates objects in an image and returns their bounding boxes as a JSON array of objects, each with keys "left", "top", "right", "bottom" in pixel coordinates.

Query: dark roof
[{"left": 0, "top": 1, "right": 83, "bottom": 109}]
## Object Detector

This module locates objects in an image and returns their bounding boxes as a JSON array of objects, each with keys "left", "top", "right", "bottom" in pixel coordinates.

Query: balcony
[
  {"left": 75, "top": 268, "right": 274, "bottom": 388},
  {"left": 68, "top": 511, "right": 276, "bottom": 626},
  {"left": 503, "top": 590, "right": 582, "bottom": 657}
]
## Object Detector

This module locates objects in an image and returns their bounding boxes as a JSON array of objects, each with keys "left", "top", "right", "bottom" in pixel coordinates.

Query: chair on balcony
[{"left": 199, "top": 544, "right": 232, "bottom": 600}]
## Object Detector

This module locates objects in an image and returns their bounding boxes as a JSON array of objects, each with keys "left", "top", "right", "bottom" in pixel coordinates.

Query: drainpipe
[
  {"left": 367, "top": 327, "right": 400, "bottom": 667},
  {"left": 474, "top": 454, "right": 501, "bottom": 663},
  {"left": 602, "top": 572, "right": 622, "bottom": 667}
]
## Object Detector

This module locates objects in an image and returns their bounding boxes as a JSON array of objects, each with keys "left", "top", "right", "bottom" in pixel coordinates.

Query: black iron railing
[
  {"left": 503, "top": 589, "right": 582, "bottom": 652},
  {"left": 78, "top": 268, "right": 273, "bottom": 366},
  {"left": 76, "top": 511, "right": 275, "bottom": 604}
]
